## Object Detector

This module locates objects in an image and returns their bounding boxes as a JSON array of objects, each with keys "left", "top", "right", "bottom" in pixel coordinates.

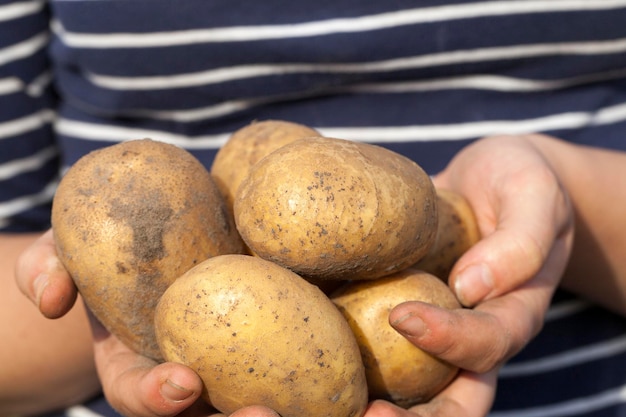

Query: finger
[
  {"left": 228, "top": 405, "right": 281, "bottom": 417},
  {"left": 100, "top": 352, "right": 205, "bottom": 417},
  {"left": 389, "top": 273, "right": 552, "bottom": 373},
  {"left": 450, "top": 167, "right": 571, "bottom": 306},
  {"left": 391, "top": 223, "right": 572, "bottom": 373},
  {"left": 91, "top": 319, "right": 205, "bottom": 417},
  {"left": 362, "top": 369, "right": 497, "bottom": 417},
  {"left": 407, "top": 369, "right": 498, "bottom": 417},
  {"left": 434, "top": 137, "right": 573, "bottom": 306},
  {"left": 14, "top": 229, "right": 78, "bottom": 318},
  {"left": 362, "top": 400, "right": 414, "bottom": 417},
  {"left": 390, "top": 303, "right": 511, "bottom": 373}
]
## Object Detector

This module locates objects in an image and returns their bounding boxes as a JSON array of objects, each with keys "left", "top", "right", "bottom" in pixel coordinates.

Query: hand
[
  {"left": 15, "top": 230, "right": 208, "bottom": 417},
  {"left": 89, "top": 321, "right": 277, "bottom": 417},
  {"left": 378, "top": 134, "right": 575, "bottom": 416},
  {"left": 363, "top": 369, "right": 498, "bottom": 417}
]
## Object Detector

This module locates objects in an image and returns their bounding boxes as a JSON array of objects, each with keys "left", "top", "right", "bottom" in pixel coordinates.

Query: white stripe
[
  {"left": 0, "top": 146, "right": 57, "bottom": 180},
  {"left": 26, "top": 70, "right": 54, "bottom": 97},
  {"left": 85, "top": 37, "right": 626, "bottom": 90},
  {"left": 66, "top": 405, "right": 107, "bottom": 417},
  {"left": 121, "top": 97, "right": 263, "bottom": 123},
  {"left": 54, "top": 118, "right": 230, "bottom": 150},
  {"left": 113, "top": 69, "right": 626, "bottom": 123},
  {"left": 0, "top": 0, "right": 45, "bottom": 23},
  {"left": 353, "top": 68, "right": 626, "bottom": 94},
  {"left": 318, "top": 101, "right": 626, "bottom": 142},
  {"left": 488, "top": 384, "right": 626, "bottom": 417},
  {"left": 0, "top": 77, "right": 23, "bottom": 95},
  {"left": 51, "top": 0, "right": 626, "bottom": 48},
  {"left": 0, "top": 179, "right": 57, "bottom": 218},
  {"left": 55, "top": 100, "right": 626, "bottom": 147},
  {"left": 0, "top": 109, "right": 55, "bottom": 139},
  {"left": 545, "top": 298, "right": 591, "bottom": 322},
  {"left": 0, "top": 71, "right": 53, "bottom": 97},
  {"left": 0, "top": 32, "right": 49, "bottom": 67},
  {"left": 499, "top": 335, "right": 626, "bottom": 378}
]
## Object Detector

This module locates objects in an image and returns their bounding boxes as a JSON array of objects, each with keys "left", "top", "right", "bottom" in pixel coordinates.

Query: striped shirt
[{"left": 2, "top": 1, "right": 625, "bottom": 416}]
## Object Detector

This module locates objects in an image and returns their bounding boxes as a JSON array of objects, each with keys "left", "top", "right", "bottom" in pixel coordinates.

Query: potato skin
[
  {"left": 413, "top": 188, "right": 480, "bottom": 280},
  {"left": 154, "top": 254, "right": 368, "bottom": 417},
  {"left": 211, "top": 120, "right": 319, "bottom": 212},
  {"left": 234, "top": 137, "right": 438, "bottom": 281},
  {"left": 331, "top": 269, "right": 460, "bottom": 407},
  {"left": 51, "top": 139, "right": 245, "bottom": 360}
]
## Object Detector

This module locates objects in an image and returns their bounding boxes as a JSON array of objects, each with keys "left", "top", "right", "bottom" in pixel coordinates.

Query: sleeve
[{"left": 0, "top": 0, "right": 59, "bottom": 232}]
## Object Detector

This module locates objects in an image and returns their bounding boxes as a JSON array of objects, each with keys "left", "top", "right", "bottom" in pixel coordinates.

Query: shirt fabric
[{"left": 2, "top": 1, "right": 626, "bottom": 416}]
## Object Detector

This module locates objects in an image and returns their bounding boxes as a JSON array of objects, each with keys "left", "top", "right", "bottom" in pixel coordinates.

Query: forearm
[
  {"left": 528, "top": 136, "right": 626, "bottom": 315},
  {"left": 0, "top": 233, "right": 99, "bottom": 416}
]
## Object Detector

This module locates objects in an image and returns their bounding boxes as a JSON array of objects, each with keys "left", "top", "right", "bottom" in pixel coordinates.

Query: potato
[
  {"left": 413, "top": 188, "right": 480, "bottom": 280},
  {"left": 234, "top": 137, "right": 438, "bottom": 281},
  {"left": 211, "top": 120, "right": 319, "bottom": 213},
  {"left": 331, "top": 268, "right": 461, "bottom": 407},
  {"left": 51, "top": 139, "right": 245, "bottom": 360},
  {"left": 154, "top": 254, "right": 369, "bottom": 417}
]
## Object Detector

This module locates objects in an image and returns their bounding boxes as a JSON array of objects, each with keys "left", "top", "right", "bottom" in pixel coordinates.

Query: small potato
[
  {"left": 234, "top": 137, "right": 438, "bottom": 281},
  {"left": 413, "top": 188, "right": 480, "bottom": 280},
  {"left": 211, "top": 120, "right": 319, "bottom": 213},
  {"left": 155, "top": 254, "right": 368, "bottom": 417},
  {"left": 51, "top": 139, "right": 245, "bottom": 360},
  {"left": 331, "top": 269, "right": 461, "bottom": 407}
]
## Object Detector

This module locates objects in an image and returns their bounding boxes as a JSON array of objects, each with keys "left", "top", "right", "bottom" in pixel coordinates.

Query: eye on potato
[
  {"left": 233, "top": 137, "right": 438, "bottom": 281},
  {"left": 154, "top": 254, "right": 369, "bottom": 417},
  {"left": 331, "top": 268, "right": 461, "bottom": 407},
  {"left": 51, "top": 139, "right": 246, "bottom": 360}
]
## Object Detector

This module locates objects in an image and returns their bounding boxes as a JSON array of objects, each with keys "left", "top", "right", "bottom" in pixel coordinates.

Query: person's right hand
[{"left": 15, "top": 229, "right": 210, "bottom": 417}]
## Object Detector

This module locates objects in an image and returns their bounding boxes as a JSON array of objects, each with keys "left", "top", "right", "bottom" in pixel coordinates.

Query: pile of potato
[{"left": 51, "top": 120, "right": 480, "bottom": 417}]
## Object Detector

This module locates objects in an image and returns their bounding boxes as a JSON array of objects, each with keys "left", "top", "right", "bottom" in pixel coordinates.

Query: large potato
[
  {"left": 413, "top": 188, "right": 480, "bottom": 280},
  {"left": 234, "top": 137, "right": 438, "bottom": 281},
  {"left": 155, "top": 254, "right": 368, "bottom": 417},
  {"left": 331, "top": 269, "right": 461, "bottom": 407},
  {"left": 51, "top": 139, "right": 245, "bottom": 360},
  {"left": 211, "top": 119, "right": 319, "bottom": 213}
]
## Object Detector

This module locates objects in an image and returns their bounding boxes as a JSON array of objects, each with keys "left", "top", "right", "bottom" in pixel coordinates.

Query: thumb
[
  {"left": 15, "top": 229, "right": 78, "bottom": 318},
  {"left": 91, "top": 321, "right": 206, "bottom": 417},
  {"left": 448, "top": 170, "right": 573, "bottom": 307}
]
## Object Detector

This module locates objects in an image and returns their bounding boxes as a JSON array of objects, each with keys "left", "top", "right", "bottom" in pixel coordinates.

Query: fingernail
[
  {"left": 454, "top": 263, "right": 493, "bottom": 306},
  {"left": 33, "top": 274, "right": 49, "bottom": 307},
  {"left": 391, "top": 313, "right": 426, "bottom": 338},
  {"left": 161, "top": 379, "right": 194, "bottom": 402}
]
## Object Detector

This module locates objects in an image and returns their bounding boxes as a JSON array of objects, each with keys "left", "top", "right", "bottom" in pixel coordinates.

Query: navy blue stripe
[
  {"left": 0, "top": 130, "right": 56, "bottom": 164},
  {"left": 2, "top": 204, "right": 53, "bottom": 232},
  {"left": 495, "top": 353, "right": 626, "bottom": 410},
  {"left": 51, "top": 0, "right": 491, "bottom": 33},
  {"left": 0, "top": 9, "right": 46, "bottom": 49},
  {"left": 52, "top": 69, "right": 626, "bottom": 119},
  {"left": 0, "top": 90, "right": 54, "bottom": 123},
  {"left": 57, "top": 135, "right": 220, "bottom": 173},
  {"left": 513, "top": 304, "right": 626, "bottom": 361},
  {"left": 48, "top": 11, "right": 626, "bottom": 75}
]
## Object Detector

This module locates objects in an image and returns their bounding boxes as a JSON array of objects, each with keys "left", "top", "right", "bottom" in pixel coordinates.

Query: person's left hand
[{"left": 360, "top": 134, "right": 575, "bottom": 417}]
